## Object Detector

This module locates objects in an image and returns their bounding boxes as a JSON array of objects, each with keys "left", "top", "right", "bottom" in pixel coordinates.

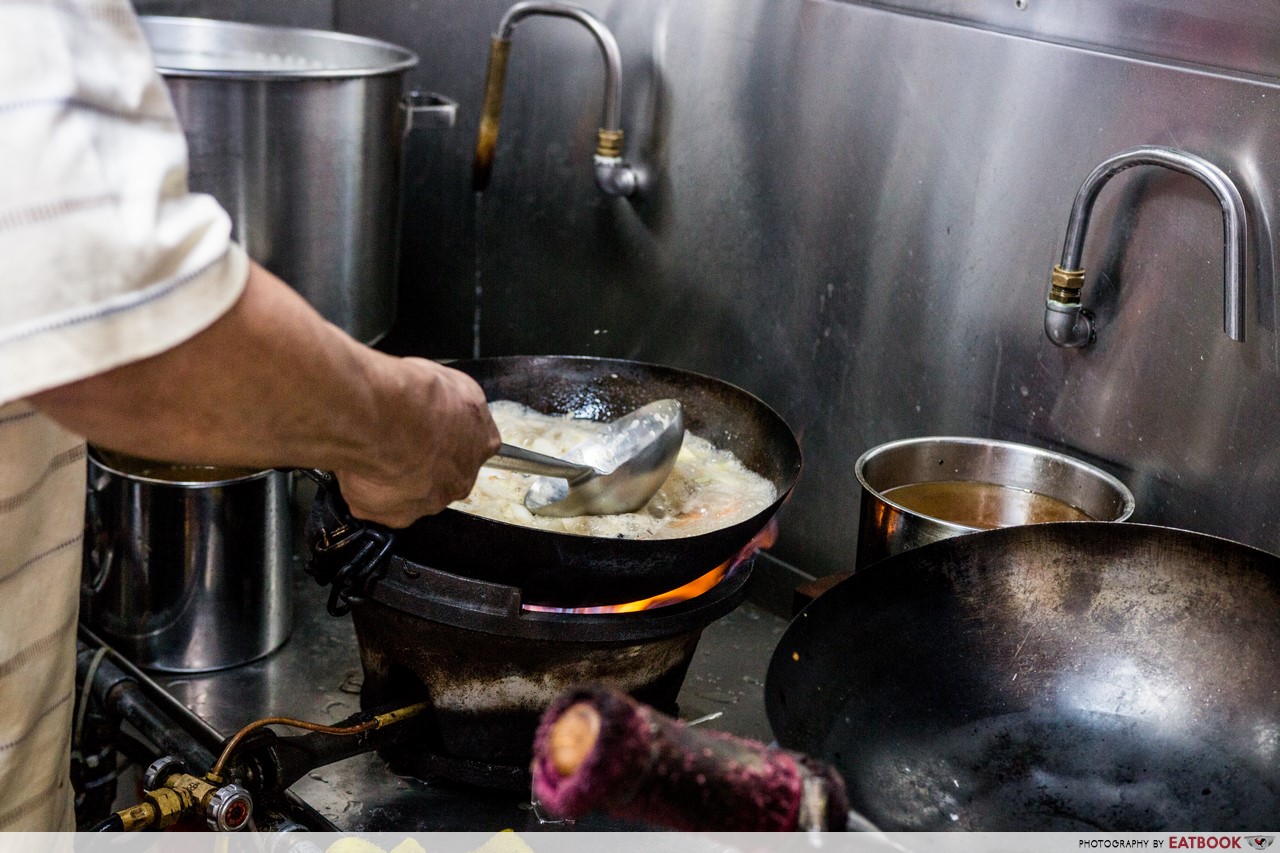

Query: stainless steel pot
[
  {"left": 81, "top": 449, "right": 292, "bottom": 672},
  {"left": 854, "top": 436, "right": 1134, "bottom": 569},
  {"left": 140, "top": 17, "right": 455, "bottom": 344}
]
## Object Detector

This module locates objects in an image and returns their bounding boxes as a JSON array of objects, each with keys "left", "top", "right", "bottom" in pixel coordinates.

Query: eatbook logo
[{"left": 1247, "top": 839, "right": 1274, "bottom": 851}]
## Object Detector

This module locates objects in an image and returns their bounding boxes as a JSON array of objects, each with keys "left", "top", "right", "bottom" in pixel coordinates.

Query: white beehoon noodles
[{"left": 452, "top": 401, "right": 777, "bottom": 538}]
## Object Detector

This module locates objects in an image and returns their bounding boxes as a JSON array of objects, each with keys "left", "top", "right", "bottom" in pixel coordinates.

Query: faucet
[
  {"left": 472, "top": 1, "right": 638, "bottom": 197},
  {"left": 1044, "top": 146, "right": 1248, "bottom": 348}
]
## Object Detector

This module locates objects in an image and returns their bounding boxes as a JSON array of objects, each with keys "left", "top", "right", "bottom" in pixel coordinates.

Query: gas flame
[{"left": 525, "top": 519, "right": 779, "bottom": 614}]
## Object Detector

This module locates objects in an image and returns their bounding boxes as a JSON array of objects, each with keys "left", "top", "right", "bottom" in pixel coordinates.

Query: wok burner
[
  {"left": 302, "top": 472, "right": 764, "bottom": 790},
  {"left": 332, "top": 553, "right": 751, "bottom": 790}
]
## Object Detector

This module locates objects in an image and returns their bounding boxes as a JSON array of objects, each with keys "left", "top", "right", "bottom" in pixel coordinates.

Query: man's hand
[{"left": 335, "top": 357, "right": 500, "bottom": 527}]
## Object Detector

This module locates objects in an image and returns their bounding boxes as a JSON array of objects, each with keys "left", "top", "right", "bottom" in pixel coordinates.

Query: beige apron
[{"left": 0, "top": 402, "right": 86, "bottom": 830}]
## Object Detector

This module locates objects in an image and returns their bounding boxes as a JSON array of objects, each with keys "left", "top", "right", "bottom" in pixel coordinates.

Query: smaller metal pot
[
  {"left": 854, "top": 436, "right": 1134, "bottom": 569},
  {"left": 81, "top": 449, "right": 293, "bottom": 672}
]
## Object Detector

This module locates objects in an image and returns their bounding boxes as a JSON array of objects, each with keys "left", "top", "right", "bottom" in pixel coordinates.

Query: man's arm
[{"left": 30, "top": 260, "right": 501, "bottom": 528}]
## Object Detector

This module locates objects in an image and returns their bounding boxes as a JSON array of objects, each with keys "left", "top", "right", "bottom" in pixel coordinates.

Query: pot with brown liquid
[
  {"left": 854, "top": 436, "right": 1134, "bottom": 569},
  {"left": 81, "top": 448, "right": 293, "bottom": 672}
]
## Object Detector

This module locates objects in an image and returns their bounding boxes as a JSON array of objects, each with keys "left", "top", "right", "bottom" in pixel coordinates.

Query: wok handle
[
  {"left": 294, "top": 468, "right": 356, "bottom": 518},
  {"left": 295, "top": 467, "right": 337, "bottom": 490},
  {"left": 484, "top": 444, "right": 595, "bottom": 482},
  {"left": 531, "top": 684, "right": 852, "bottom": 832},
  {"left": 294, "top": 469, "right": 396, "bottom": 617}
]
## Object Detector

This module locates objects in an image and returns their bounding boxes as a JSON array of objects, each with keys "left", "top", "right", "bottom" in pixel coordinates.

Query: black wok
[
  {"left": 387, "top": 356, "right": 801, "bottom": 606},
  {"left": 765, "top": 522, "right": 1280, "bottom": 830}
]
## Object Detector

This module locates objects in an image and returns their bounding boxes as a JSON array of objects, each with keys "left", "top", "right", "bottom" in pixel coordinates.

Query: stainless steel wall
[{"left": 344, "top": 1, "right": 1280, "bottom": 574}]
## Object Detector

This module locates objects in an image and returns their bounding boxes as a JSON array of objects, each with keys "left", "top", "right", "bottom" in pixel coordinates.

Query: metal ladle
[{"left": 483, "top": 399, "right": 684, "bottom": 517}]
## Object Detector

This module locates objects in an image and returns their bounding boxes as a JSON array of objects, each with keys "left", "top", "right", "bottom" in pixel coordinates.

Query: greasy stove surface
[{"left": 156, "top": 568, "right": 787, "bottom": 831}]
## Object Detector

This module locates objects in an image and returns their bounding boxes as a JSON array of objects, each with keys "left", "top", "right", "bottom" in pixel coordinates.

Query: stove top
[{"left": 152, "top": 562, "right": 787, "bottom": 831}]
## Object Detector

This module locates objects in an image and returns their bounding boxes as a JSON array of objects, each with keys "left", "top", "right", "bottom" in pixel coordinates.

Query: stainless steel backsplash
[{"left": 187, "top": 0, "right": 1280, "bottom": 574}]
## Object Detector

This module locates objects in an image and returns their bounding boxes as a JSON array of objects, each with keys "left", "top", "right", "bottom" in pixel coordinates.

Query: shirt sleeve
[{"left": 0, "top": 0, "right": 249, "bottom": 406}]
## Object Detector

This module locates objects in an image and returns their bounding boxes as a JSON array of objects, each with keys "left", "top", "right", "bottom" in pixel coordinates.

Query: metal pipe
[
  {"left": 1044, "top": 145, "right": 1248, "bottom": 348},
  {"left": 472, "top": 1, "right": 638, "bottom": 196},
  {"left": 78, "top": 626, "right": 225, "bottom": 753},
  {"left": 497, "top": 2, "right": 623, "bottom": 130},
  {"left": 76, "top": 631, "right": 339, "bottom": 831}
]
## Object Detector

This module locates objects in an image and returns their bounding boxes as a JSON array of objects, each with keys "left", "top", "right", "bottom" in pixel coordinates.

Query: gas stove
[
  {"left": 350, "top": 559, "right": 751, "bottom": 791},
  {"left": 138, "top": 557, "right": 788, "bottom": 831},
  {"left": 74, "top": 467, "right": 797, "bottom": 832}
]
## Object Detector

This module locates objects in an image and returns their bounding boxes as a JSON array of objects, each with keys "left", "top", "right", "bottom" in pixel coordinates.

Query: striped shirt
[{"left": 0, "top": 0, "right": 248, "bottom": 829}]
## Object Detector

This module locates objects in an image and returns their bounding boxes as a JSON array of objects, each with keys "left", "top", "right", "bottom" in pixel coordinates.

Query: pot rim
[
  {"left": 140, "top": 15, "right": 419, "bottom": 81},
  {"left": 88, "top": 446, "right": 278, "bottom": 488}
]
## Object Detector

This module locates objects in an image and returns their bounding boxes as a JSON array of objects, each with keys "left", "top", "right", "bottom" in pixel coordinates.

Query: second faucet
[{"left": 1044, "top": 145, "right": 1248, "bottom": 348}]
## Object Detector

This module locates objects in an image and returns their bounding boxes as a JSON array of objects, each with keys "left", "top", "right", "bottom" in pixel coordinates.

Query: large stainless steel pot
[{"left": 140, "top": 17, "right": 451, "bottom": 344}]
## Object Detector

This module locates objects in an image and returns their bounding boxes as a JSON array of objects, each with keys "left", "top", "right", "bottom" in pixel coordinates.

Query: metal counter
[{"left": 154, "top": 561, "right": 788, "bottom": 831}]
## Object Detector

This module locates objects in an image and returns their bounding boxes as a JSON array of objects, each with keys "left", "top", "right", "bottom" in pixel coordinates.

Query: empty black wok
[
  {"left": 765, "top": 522, "right": 1280, "bottom": 830},
  {"left": 386, "top": 355, "right": 802, "bottom": 606}
]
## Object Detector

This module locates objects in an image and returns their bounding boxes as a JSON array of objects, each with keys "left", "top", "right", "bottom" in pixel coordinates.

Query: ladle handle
[{"left": 484, "top": 443, "right": 595, "bottom": 482}]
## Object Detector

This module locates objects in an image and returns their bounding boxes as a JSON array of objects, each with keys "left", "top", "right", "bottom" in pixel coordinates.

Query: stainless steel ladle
[{"left": 483, "top": 399, "right": 684, "bottom": 517}]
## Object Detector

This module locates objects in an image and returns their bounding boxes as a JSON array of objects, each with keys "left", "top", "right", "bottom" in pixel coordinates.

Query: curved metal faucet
[
  {"left": 1044, "top": 146, "right": 1248, "bottom": 348},
  {"left": 472, "top": 1, "right": 638, "bottom": 197}
]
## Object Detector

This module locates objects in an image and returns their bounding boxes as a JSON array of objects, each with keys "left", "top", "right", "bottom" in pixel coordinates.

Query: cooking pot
[
  {"left": 140, "top": 17, "right": 455, "bottom": 344},
  {"left": 305, "top": 355, "right": 803, "bottom": 607},
  {"left": 854, "top": 436, "right": 1134, "bottom": 569},
  {"left": 81, "top": 448, "right": 292, "bottom": 672}
]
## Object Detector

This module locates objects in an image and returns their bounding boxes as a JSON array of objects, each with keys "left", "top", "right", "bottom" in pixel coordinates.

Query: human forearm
[{"left": 30, "top": 261, "right": 500, "bottom": 525}]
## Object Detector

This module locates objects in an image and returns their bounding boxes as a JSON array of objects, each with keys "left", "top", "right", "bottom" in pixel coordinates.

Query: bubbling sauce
[
  {"left": 880, "top": 480, "right": 1093, "bottom": 529},
  {"left": 451, "top": 401, "right": 778, "bottom": 538}
]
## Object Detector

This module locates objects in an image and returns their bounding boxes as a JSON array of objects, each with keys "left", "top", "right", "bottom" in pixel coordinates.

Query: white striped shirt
[{"left": 0, "top": 0, "right": 248, "bottom": 829}]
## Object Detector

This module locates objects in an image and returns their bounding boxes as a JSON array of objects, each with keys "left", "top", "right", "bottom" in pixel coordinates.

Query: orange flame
[
  {"left": 525, "top": 518, "right": 780, "bottom": 614},
  {"left": 581, "top": 562, "right": 730, "bottom": 614}
]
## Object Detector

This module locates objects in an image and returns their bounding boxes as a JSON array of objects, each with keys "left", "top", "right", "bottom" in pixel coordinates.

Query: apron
[{"left": 0, "top": 401, "right": 86, "bottom": 830}]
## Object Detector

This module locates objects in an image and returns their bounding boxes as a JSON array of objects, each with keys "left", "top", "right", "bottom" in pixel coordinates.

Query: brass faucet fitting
[
  {"left": 473, "top": 36, "right": 513, "bottom": 192},
  {"left": 1048, "top": 265, "right": 1085, "bottom": 305},
  {"left": 596, "top": 128, "right": 625, "bottom": 160}
]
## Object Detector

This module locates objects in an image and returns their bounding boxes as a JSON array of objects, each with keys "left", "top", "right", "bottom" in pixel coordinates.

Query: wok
[
  {"left": 765, "top": 521, "right": 1280, "bottom": 830},
  {"left": 378, "top": 356, "right": 801, "bottom": 607}
]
